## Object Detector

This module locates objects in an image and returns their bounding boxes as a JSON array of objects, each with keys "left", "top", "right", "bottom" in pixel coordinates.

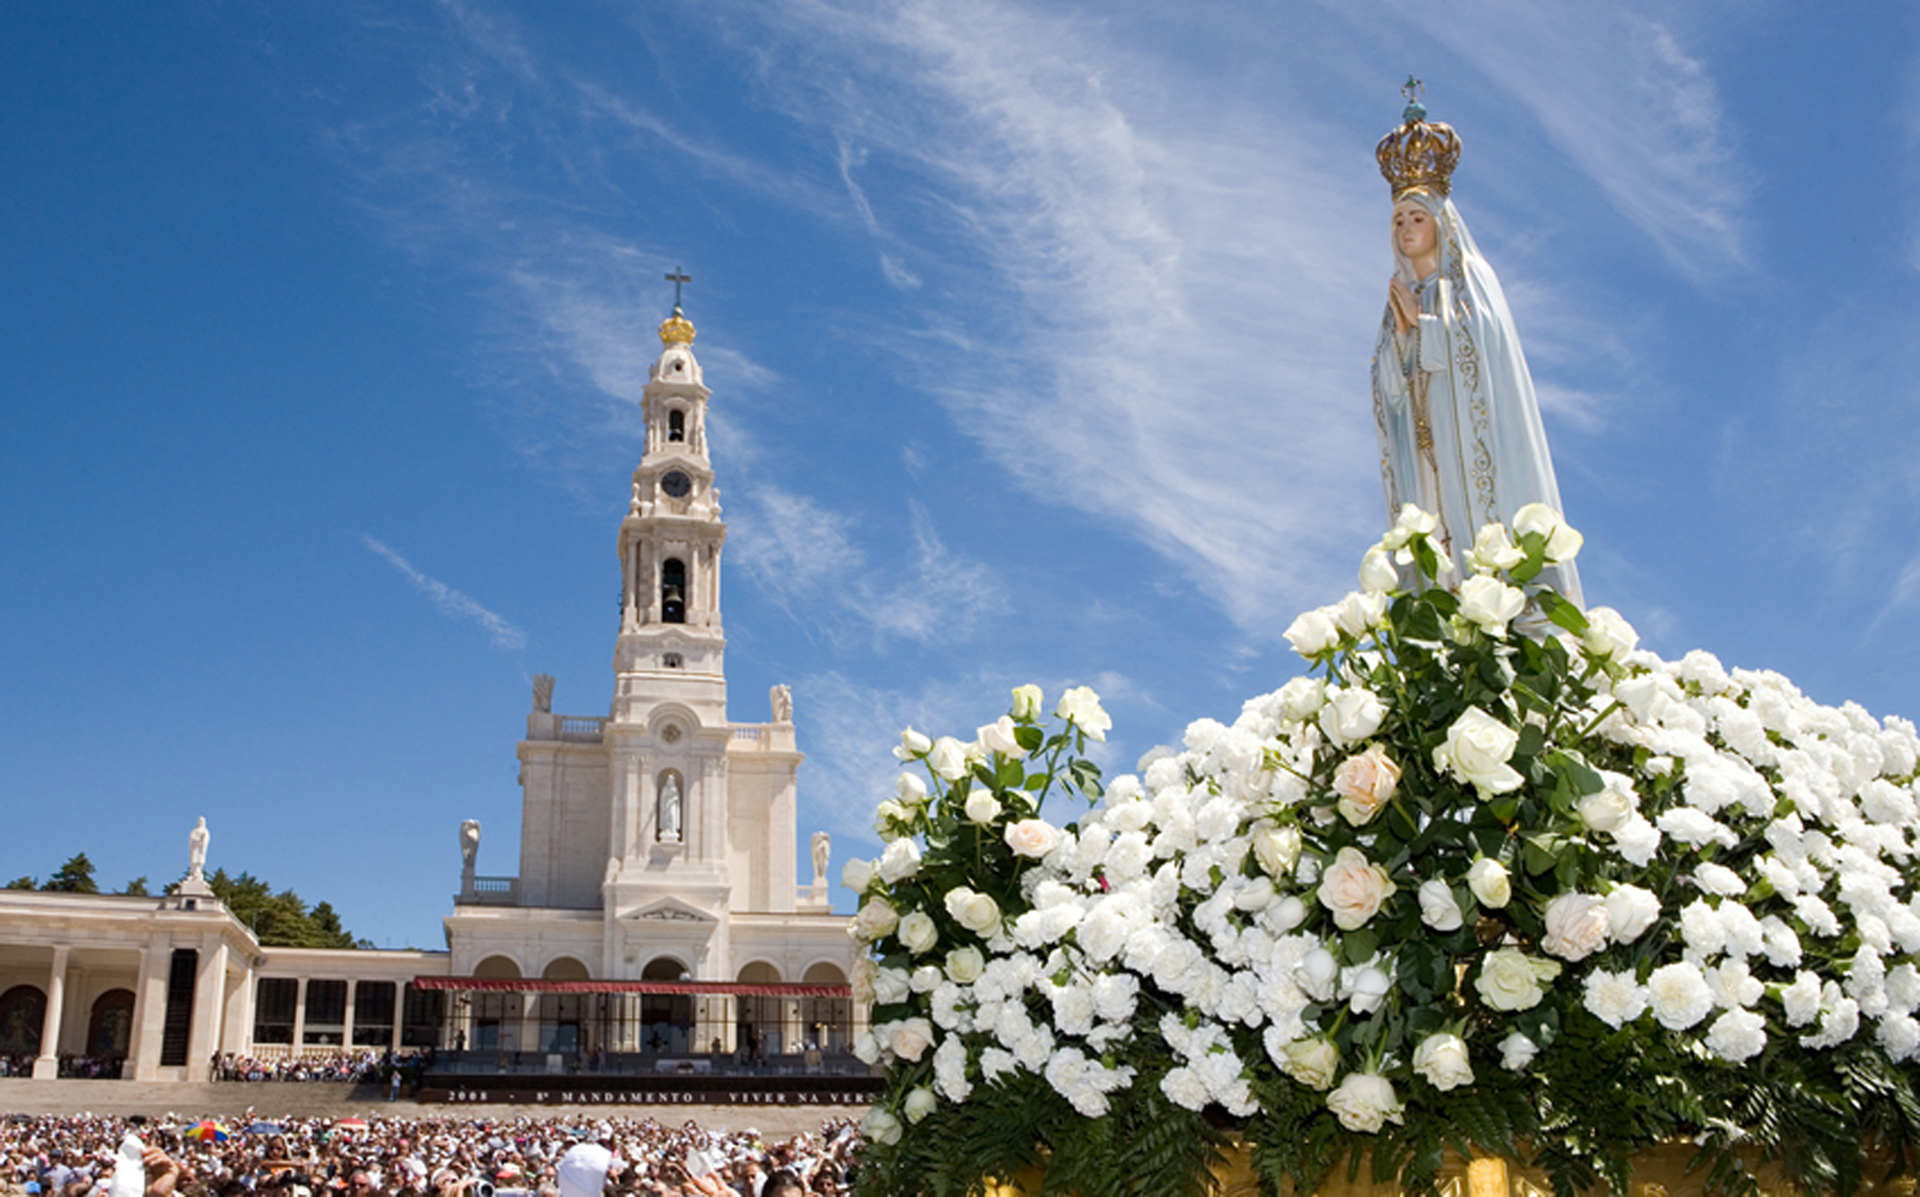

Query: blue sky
[{"left": 4, "top": 2, "right": 1916, "bottom": 949}]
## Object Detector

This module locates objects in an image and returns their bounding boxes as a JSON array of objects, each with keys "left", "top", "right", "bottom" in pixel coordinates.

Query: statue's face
[{"left": 1392, "top": 199, "right": 1437, "bottom": 263}]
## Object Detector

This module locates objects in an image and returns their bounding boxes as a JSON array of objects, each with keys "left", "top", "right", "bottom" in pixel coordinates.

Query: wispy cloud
[
  {"left": 360, "top": 534, "right": 527, "bottom": 650},
  {"left": 1345, "top": 3, "right": 1749, "bottom": 281},
  {"left": 730, "top": 488, "right": 1005, "bottom": 647}
]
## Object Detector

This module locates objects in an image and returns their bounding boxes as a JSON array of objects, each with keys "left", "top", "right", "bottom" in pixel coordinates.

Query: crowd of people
[
  {"left": 211, "top": 1055, "right": 384, "bottom": 1084},
  {"left": 0, "top": 1113, "right": 862, "bottom": 1197},
  {"left": 0, "top": 1059, "right": 124, "bottom": 1081}
]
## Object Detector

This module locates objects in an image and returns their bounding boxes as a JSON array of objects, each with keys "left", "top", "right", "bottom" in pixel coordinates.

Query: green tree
[
  {"left": 43, "top": 853, "right": 99, "bottom": 893},
  {"left": 120, "top": 877, "right": 150, "bottom": 896},
  {"left": 204, "top": 869, "right": 359, "bottom": 948},
  {"left": 4, "top": 876, "right": 35, "bottom": 891}
]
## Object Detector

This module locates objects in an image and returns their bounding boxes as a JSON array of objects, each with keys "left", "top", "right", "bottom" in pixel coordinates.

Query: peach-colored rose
[
  {"left": 1332, "top": 745, "right": 1401, "bottom": 826},
  {"left": 887, "top": 1017, "right": 934, "bottom": 1062},
  {"left": 1541, "top": 893, "right": 1611, "bottom": 961},
  {"left": 1316, "top": 847, "right": 1396, "bottom": 930},
  {"left": 1004, "top": 818, "right": 1059, "bottom": 858}
]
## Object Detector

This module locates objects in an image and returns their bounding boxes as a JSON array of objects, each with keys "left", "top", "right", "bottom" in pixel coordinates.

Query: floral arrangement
[{"left": 843, "top": 505, "right": 1920, "bottom": 1197}]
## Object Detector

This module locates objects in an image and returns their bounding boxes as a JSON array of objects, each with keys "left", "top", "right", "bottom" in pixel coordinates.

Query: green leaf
[
  {"left": 1343, "top": 928, "right": 1379, "bottom": 964},
  {"left": 1014, "top": 725, "right": 1045, "bottom": 752}
]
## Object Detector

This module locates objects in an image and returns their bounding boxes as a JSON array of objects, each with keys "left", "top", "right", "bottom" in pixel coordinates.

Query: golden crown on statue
[{"left": 1376, "top": 76, "right": 1461, "bottom": 199}]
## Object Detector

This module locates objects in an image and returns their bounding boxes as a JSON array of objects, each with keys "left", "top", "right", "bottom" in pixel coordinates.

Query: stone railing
[{"left": 458, "top": 876, "right": 520, "bottom": 906}]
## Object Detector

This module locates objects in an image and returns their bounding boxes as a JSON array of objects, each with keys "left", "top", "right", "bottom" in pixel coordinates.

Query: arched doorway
[
  {"left": 802, "top": 962, "right": 851, "bottom": 1053},
  {"left": 468, "top": 956, "right": 522, "bottom": 1052},
  {"left": 0, "top": 985, "right": 46, "bottom": 1059},
  {"left": 736, "top": 962, "right": 783, "bottom": 1061},
  {"left": 87, "top": 989, "right": 134, "bottom": 1059},
  {"left": 539, "top": 957, "right": 591, "bottom": 1053},
  {"left": 640, "top": 956, "right": 692, "bottom": 1055}
]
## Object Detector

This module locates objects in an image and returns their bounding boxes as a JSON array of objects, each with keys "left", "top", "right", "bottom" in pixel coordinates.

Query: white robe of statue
[{"left": 1370, "top": 188, "right": 1582, "bottom": 607}]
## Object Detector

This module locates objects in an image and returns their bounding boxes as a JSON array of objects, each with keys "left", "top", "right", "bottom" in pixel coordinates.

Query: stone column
[
  {"left": 341, "top": 981, "right": 357, "bottom": 1052},
  {"left": 290, "top": 977, "right": 308, "bottom": 1056},
  {"left": 222, "top": 964, "right": 254, "bottom": 1055},
  {"left": 128, "top": 937, "right": 168, "bottom": 1081},
  {"left": 31, "top": 945, "right": 70, "bottom": 1079},
  {"left": 185, "top": 941, "right": 227, "bottom": 1081}
]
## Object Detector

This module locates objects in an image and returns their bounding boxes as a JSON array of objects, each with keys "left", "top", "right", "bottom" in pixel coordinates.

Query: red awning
[{"left": 413, "top": 976, "right": 851, "bottom": 998}]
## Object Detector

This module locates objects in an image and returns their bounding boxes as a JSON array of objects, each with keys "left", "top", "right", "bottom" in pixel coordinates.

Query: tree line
[{"left": 5, "top": 853, "right": 370, "bottom": 949}]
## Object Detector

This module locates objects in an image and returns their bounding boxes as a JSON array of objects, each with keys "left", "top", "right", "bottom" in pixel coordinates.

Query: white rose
[
  {"left": 903, "top": 1086, "right": 939, "bottom": 1124},
  {"left": 1278, "top": 677, "right": 1328, "bottom": 721},
  {"left": 1004, "top": 819, "right": 1060, "bottom": 858},
  {"left": 841, "top": 857, "right": 877, "bottom": 894},
  {"left": 1412, "top": 1033, "right": 1474, "bottom": 1091},
  {"left": 1433, "top": 708, "right": 1524, "bottom": 795},
  {"left": 1284, "top": 609, "right": 1339, "bottom": 657},
  {"left": 910, "top": 965, "right": 942, "bottom": 993},
  {"left": 878, "top": 837, "right": 922, "bottom": 883},
  {"left": 1512, "top": 502, "right": 1583, "bottom": 562},
  {"left": 860, "top": 1105, "right": 902, "bottom": 1145},
  {"left": 1540, "top": 893, "right": 1611, "bottom": 962},
  {"left": 1582, "top": 607, "right": 1639, "bottom": 658},
  {"left": 1359, "top": 546, "right": 1400, "bottom": 594},
  {"left": 1577, "top": 778, "right": 1635, "bottom": 834},
  {"left": 944, "top": 887, "right": 1002, "bottom": 936},
  {"left": 1251, "top": 821, "right": 1302, "bottom": 877},
  {"left": 1347, "top": 966, "right": 1391, "bottom": 1015},
  {"left": 896, "top": 772, "right": 928, "bottom": 804},
  {"left": 874, "top": 799, "right": 909, "bottom": 840},
  {"left": 1055, "top": 686, "right": 1112, "bottom": 741},
  {"left": 1456, "top": 574, "right": 1527, "bottom": 637},
  {"left": 1326, "top": 1072, "right": 1404, "bottom": 1133},
  {"left": 1646, "top": 962, "right": 1714, "bottom": 1031},
  {"left": 976, "top": 715, "right": 1027, "bottom": 759},
  {"left": 1418, "top": 879, "right": 1464, "bottom": 932},
  {"left": 927, "top": 736, "right": 971, "bottom": 781},
  {"left": 852, "top": 898, "right": 899, "bottom": 942},
  {"left": 898, "top": 910, "right": 939, "bottom": 955},
  {"left": 964, "top": 789, "right": 1002, "bottom": 824},
  {"left": 1475, "top": 948, "right": 1560, "bottom": 1012},
  {"left": 1389, "top": 504, "right": 1438, "bottom": 541},
  {"left": 1498, "top": 1032, "right": 1537, "bottom": 1071},
  {"left": 887, "top": 1017, "right": 935, "bottom": 1062},
  {"left": 1316, "top": 847, "right": 1396, "bottom": 930},
  {"left": 1277, "top": 1037, "right": 1340, "bottom": 1090},
  {"left": 1296, "top": 947, "right": 1339, "bottom": 1002},
  {"left": 945, "top": 946, "right": 985, "bottom": 984},
  {"left": 1333, "top": 744, "right": 1402, "bottom": 825},
  {"left": 1333, "top": 590, "right": 1388, "bottom": 638},
  {"left": 871, "top": 967, "right": 911, "bottom": 1005},
  {"left": 1466, "top": 858, "right": 1511, "bottom": 909},
  {"left": 1467, "top": 523, "right": 1526, "bottom": 573},
  {"left": 1322, "top": 687, "right": 1385, "bottom": 747},
  {"left": 894, "top": 727, "right": 932, "bottom": 761},
  {"left": 1604, "top": 884, "right": 1661, "bottom": 943},
  {"left": 1010, "top": 684, "right": 1043, "bottom": 721}
]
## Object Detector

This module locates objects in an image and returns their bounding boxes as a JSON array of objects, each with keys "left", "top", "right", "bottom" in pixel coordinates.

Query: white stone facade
[
  {"left": 0, "top": 305, "right": 857, "bottom": 1082},
  {"left": 441, "top": 306, "right": 856, "bottom": 1052}
]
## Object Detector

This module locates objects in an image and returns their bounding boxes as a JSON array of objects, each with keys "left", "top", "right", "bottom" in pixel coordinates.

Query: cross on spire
[
  {"left": 665, "top": 267, "right": 692, "bottom": 312},
  {"left": 1401, "top": 75, "right": 1423, "bottom": 104}
]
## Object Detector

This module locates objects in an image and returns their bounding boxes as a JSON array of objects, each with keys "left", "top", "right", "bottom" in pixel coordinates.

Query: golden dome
[{"left": 659, "top": 305, "right": 696, "bottom": 345}]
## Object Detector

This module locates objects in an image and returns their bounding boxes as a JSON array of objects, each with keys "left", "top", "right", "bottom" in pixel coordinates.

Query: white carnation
[
  {"left": 1582, "top": 969, "right": 1649, "bottom": 1029},
  {"left": 1703, "top": 1008, "right": 1768, "bottom": 1062},
  {"left": 1647, "top": 962, "right": 1715, "bottom": 1031}
]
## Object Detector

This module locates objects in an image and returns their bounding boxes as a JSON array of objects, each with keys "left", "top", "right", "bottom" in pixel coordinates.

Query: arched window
[
  {"left": 667, "top": 409, "right": 686, "bottom": 442},
  {"left": 661, "top": 558, "right": 686, "bottom": 624},
  {"left": 0, "top": 985, "right": 46, "bottom": 1055}
]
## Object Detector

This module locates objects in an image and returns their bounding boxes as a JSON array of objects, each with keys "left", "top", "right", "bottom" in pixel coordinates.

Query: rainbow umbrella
[{"left": 184, "top": 1120, "right": 230, "bottom": 1142}]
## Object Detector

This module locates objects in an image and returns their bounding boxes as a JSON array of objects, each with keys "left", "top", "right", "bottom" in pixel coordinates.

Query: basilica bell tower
[{"left": 599, "top": 283, "right": 739, "bottom": 972}]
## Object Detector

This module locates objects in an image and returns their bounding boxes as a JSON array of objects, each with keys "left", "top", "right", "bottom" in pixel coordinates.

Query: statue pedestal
[{"left": 177, "top": 876, "right": 214, "bottom": 898}]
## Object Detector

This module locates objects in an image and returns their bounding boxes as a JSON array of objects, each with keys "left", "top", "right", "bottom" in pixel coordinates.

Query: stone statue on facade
[
  {"left": 532, "top": 674, "right": 555, "bottom": 714},
  {"left": 658, "top": 774, "right": 683, "bottom": 842},
  {"left": 460, "top": 819, "right": 482, "bottom": 871},
  {"left": 771, "top": 683, "right": 793, "bottom": 724},
  {"left": 811, "top": 830, "right": 831, "bottom": 887},
  {"left": 187, "top": 817, "right": 209, "bottom": 883}
]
